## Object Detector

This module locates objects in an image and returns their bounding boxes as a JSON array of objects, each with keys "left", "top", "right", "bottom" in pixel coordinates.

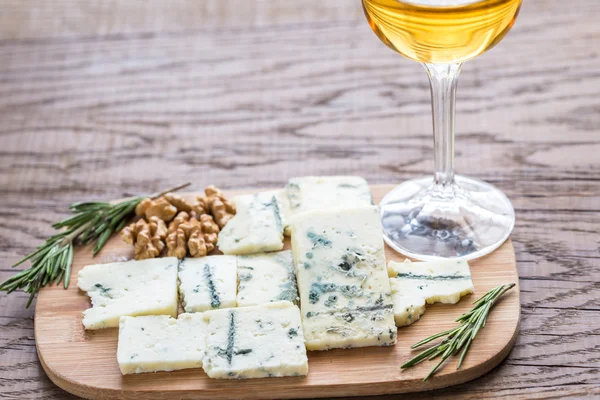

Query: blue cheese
[
  {"left": 388, "top": 259, "right": 475, "bottom": 326},
  {"left": 117, "top": 313, "right": 206, "bottom": 375},
  {"left": 283, "top": 176, "right": 373, "bottom": 234},
  {"left": 178, "top": 256, "right": 237, "bottom": 313},
  {"left": 236, "top": 250, "right": 299, "bottom": 307},
  {"left": 388, "top": 290, "right": 427, "bottom": 327},
  {"left": 291, "top": 206, "right": 397, "bottom": 350},
  {"left": 77, "top": 257, "right": 178, "bottom": 330},
  {"left": 202, "top": 301, "right": 308, "bottom": 379},
  {"left": 217, "top": 191, "right": 284, "bottom": 255}
]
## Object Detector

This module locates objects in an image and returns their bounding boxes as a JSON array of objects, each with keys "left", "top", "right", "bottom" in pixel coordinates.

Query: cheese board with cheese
[{"left": 33, "top": 181, "right": 520, "bottom": 399}]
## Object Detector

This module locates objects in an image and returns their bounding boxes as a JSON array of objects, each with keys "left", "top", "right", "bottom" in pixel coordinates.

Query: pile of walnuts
[{"left": 121, "top": 186, "right": 236, "bottom": 260}]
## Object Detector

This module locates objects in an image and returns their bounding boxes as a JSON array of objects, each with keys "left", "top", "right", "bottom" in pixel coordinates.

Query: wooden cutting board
[{"left": 34, "top": 185, "right": 520, "bottom": 400}]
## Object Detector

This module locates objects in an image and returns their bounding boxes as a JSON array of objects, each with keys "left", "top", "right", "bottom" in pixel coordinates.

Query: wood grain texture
[
  {"left": 1, "top": 0, "right": 599, "bottom": 399},
  {"left": 33, "top": 187, "right": 520, "bottom": 400}
]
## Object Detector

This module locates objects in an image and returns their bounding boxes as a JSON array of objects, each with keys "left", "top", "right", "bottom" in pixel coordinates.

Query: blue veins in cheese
[
  {"left": 387, "top": 259, "right": 475, "bottom": 327},
  {"left": 117, "top": 313, "right": 206, "bottom": 375},
  {"left": 236, "top": 250, "right": 299, "bottom": 307},
  {"left": 283, "top": 176, "right": 373, "bottom": 235},
  {"left": 291, "top": 206, "right": 397, "bottom": 350},
  {"left": 202, "top": 301, "right": 308, "bottom": 379},
  {"left": 178, "top": 256, "right": 237, "bottom": 313},
  {"left": 217, "top": 190, "right": 285, "bottom": 255},
  {"left": 77, "top": 257, "right": 178, "bottom": 330}
]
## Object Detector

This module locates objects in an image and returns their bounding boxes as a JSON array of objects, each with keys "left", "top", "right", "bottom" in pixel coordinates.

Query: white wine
[{"left": 362, "top": 0, "right": 522, "bottom": 64}]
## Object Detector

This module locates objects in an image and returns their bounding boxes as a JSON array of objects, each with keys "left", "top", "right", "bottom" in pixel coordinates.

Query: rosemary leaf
[
  {"left": 63, "top": 243, "right": 73, "bottom": 289},
  {"left": 411, "top": 327, "right": 456, "bottom": 349},
  {"left": 56, "top": 269, "right": 65, "bottom": 286},
  {"left": 457, "top": 335, "right": 474, "bottom": 370},
  {"left": 427, "top": 344, "right": 449, "bottom": 361},
  {"left": 93, "top": 228, "right": 114, "bottom": 255},
  {"left": 423, "top": 358, "right": 446, "bottom": 381},
  {"left": 401, "top": 345, "right": 440, "bottom": 368}
]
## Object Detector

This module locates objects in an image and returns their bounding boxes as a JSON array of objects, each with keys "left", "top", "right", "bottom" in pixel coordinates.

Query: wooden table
[{"left": 0, "top": 1, "right": 598, "bottom": 399}]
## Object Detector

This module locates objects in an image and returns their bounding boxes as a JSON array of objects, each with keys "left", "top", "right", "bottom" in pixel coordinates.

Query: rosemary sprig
[
  {"left": 401, "top": 283, "right": 516, "bottom": 381},
  {"left": 0, "top": 183, "right": 190, "bottom": 308}
]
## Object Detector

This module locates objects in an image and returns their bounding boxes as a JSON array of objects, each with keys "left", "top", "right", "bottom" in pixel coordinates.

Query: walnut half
[
  {"left": 195, "top": 185, "right": 236, "bottom": 228},
  {"left": 120, "top": 217, "right": 167, "bottom": 260},
  {"left": 165, "top": 212, "right": 219, "bottom": 259},
  {"left": 134, "top": 193, "right": 194, "bottom": 222}
]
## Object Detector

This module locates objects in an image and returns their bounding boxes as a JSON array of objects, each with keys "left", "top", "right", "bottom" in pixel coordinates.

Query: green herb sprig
[
  {"left": 401, "top": 283, "right": 516, "bottom": 381},
  {"left": 0, "top": 182, "right": 190, "bottom": 307}
]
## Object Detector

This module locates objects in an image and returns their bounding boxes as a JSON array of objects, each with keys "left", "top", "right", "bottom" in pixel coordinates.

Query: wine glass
[{"left": 361, "top": 0, "right": 522, "bottom": 260}]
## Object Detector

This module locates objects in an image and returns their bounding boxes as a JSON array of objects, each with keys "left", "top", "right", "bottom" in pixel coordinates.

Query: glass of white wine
[{"left": 362, "top": 0, "right": 523, "bottom": 260}]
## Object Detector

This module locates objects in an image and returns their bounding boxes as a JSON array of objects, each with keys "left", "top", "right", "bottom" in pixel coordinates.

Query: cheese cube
[
  {"left": 202, "top": 301, "right": 308, "bottom": 379},
  {"left": 217, "top": 191, "right": 284, "bottom": 255},
  {"left": 291, "top": 206, "right": 397, "bottom": 350},
  {"left": 178, "top": 256, "right": 237, "bottom": 313},
  {"left": 283, "top": 176, "right": 373, "bottom": 234},
  {"left": 77, "top": 258, "right": 178, "bottom": 330},
  {"left": 236, "top": 250, "right": 299, "bottom": 307},
  {"left": 388, "top": 259, "right": 474, "bottom": 326},
  {"left": 117, "top": 313, "right": 206, "bottom": 375}
]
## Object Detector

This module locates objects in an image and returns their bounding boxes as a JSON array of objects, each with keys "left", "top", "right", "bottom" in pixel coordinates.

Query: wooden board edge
[{"left": 37, "top": 343, "right": 99, "bottom": 400}]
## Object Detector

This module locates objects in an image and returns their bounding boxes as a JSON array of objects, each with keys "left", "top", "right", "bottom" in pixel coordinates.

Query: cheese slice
[
  {"left": 117, "top": 313, "right": 206, "bottom": 375},
  {"left": 77, "top": 257, "right": 178, "bottom": 330},
  {"left": 283, "top": 176, "right": 373, "bottom": 234},
  {"left": 291, "top": 206, "right": 397, "bottom": 350},
  {"left": 236, "top": 250, "right": 298, "bottom": 307},
  {"left": 388, "top": 259, "right": 474, "bottom": 326},
  {"left": 217, "top": 190, "right": 284, "bottom": 255},
  {"left": 202, "top": 301, "right": 308, "bottom": 379},
  {"left": 178, "top": 256, "right": 237, "bottom": 313}
]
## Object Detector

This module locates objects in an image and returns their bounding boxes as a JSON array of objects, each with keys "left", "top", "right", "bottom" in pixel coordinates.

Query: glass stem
[{"left": 423, "top": 63, "right": 462, "bottom": 187}]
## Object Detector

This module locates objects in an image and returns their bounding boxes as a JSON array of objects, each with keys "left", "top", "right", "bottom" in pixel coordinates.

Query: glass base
[{"left": 380, "top": 175, "right": 515, "bottom": 261}]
